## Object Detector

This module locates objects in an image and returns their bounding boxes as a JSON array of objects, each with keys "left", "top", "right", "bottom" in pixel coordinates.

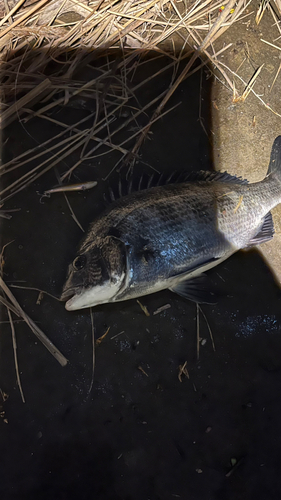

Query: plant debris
[
  {"left": 178, "top": 361, "right": 189, "bottom": 382},
  {"left": 137, "top": 300, "right": 150, "bottom": 317},
  {"left": 0, "top": 276, "right": 68, "bottom": 367},
  {"left": 96, "top": 326, "right": 110, "bottom": 346},
  {"left": 153, "top": 303, "right": 171, "bottom": 315}
]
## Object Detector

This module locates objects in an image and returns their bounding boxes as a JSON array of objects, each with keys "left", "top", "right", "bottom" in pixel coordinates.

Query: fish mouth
[
  {"left": 60, "top": 287, "right": 78, "bottom": 303},
  {"left": 60, "top": 287, "right": 83, "bottom": 311},
  {"left": 61, "top": 274, "right": 127, "bottom": 311}
]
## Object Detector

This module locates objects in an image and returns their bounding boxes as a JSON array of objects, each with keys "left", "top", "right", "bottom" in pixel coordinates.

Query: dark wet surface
[{"left": 1, "top": 56, "right": 281, "bottom": 500}]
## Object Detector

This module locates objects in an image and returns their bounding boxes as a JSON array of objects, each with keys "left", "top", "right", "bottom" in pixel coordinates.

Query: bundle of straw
[{"left": 0, "top": 0, "right": 251, "bottom": 202}]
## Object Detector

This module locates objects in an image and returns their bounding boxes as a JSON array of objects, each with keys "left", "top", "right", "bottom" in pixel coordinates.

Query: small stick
[
  {"left": 0, "top": 0, "right": 50, "bottom": 39},
  {"left": 0, "top": 320, "right": 27, "bottom": 324},
  {"left": 218, "top": 60, "right": 281, "bottom": 118},
  {"left": 0, "top": 209, "right": 21, "bottom": 219},
  {"left": 96, "top": 326, "right": 110, "bottom": 346},
  {"left": 0, "top": 277, "right": 67, "bottom": 366},
  {"left": 63, "top": 193, "right": 85, "bottom": 232},
  {"left": 8, "top": 309, "right": 25, "bottom": 403},
  {"left": 136, "top": 300, "right": 150, "bottom": 317},
  {"left": 54, "top": 169, "right": 84, "bottom": 233},
  {"left": 0, "top": 295, "right": 20, "bottom": 317},
  {"left": 36, "top": 291, "right": 44, "bottom": 306},
  {"left": 10, "top": 284, "right": 60, "bottom": 302},
  {"left": 138, "top": 365, "right": 149, "bottom": 377},
  {"left": 198, "top": 305, "right": 216, "bottom": 352},
  {"left": 153, "top": 304, "right": 171, "bottom": 315},
  {"left": 260, "top": 38, "right": 281, "bottom": 50},
  {"left": 0, "top": 79, "right": 51, "bottom": 129},
  {"left": 0, "top": 0, "right": 26, "bottom": 27},
  {"left": 3, "top": 0, "right": 13, "bottom": 25},
  {"left": 178, "top": 361, "right": 189, "bottom": 382},
  {"left": 110, "top": 330, "right": 124, "bottom": 340},
  {"left": 237, "top": 65, "right": 264, "bottom": 102},
  {"left": 88, "top": 308, "right": 95, "bottom": 393}
]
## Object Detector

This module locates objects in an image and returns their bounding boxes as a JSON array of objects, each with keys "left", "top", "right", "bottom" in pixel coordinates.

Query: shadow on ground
[{"left": 1, "top": 52, "right": 281, "bottom": 500}]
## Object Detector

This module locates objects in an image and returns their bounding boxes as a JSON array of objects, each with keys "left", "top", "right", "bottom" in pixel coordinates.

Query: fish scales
[{"left": 61, "top": 136, "right": 281, "bottom": 310}]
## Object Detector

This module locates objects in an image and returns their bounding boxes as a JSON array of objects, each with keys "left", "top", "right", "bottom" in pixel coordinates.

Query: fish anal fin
[
  {"left": 170, "top": 274, "right": 217, "bottom": 304},
  {"left": 246, "top": 212, "right": 274, "bottom": 247}
]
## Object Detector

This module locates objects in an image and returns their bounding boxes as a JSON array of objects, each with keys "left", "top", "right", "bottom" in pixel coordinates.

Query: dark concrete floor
[{"left": 1, "top": 56, "right": 281, "bottom": 500}]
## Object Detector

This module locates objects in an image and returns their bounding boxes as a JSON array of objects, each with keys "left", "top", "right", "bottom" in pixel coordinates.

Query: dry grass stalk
[
  {"left": 0, "top": 0, "right": 26, "bottom": 28},
  {"left": 8, "top": 309, "right": 26, "bottom": 403},
  {"left": 0, "top": 0, "right": 262, "bottom": 201},
  {"left": 120, "top": 0, "right": 238, "bottom": 165},
  {"left": 198, "top": 304, "right": 215, "bottom": 352},
  {"left": 0, "top": 276, "right": 68, "bottom": 366},
  {"left": 218, "top": 59, "right": 281, "bottom": 118},
  {"left": 1, "top": 78, "right": 51, "bottom": 129},
  {"left": 0, "top": 0, "right": 50, "bottom": 39},
  {"left": 233, "top": 64, "right": 264, "bottom": 103},
  {"left": 89, "top": 308, "right": 95, "bottom": 393}
]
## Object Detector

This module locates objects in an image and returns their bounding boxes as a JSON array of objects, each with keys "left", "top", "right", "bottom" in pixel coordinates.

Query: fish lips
[
  {"left": 60, "top": 287, "right": 77, "bottom": 302},
  {"left": 60, "top": 286, "right": 87, "bottom": 311}
]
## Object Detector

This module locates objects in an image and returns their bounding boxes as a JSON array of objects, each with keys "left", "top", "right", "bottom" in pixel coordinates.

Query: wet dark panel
[{"left": 1, "top": 55, "right": 281, "bottom": 500}]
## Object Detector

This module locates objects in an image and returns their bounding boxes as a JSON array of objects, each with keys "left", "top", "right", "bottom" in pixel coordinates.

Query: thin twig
[
  {"left": 198, "top": 304, "right": 216, "bottom": 352},
  {"left": 54, "top": 169, "right": 84, "bottom": 232},
  {"left": 0, "top": 276, "right": 67, "bottom": 366},
  {"left": 0, "top": 295, "right": 20, "bottom": 317},
  {"left": 10, "top": 284, "right": 60, "bottom": 301},
  {"left": 8, "top": 309, "right": 25, "bottom": 403},
  {"left": 88, "top": 307, "right": 95, "bottom": 393}
]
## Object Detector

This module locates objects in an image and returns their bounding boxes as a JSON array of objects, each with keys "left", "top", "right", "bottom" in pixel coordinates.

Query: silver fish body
[{"left": 61, "top": 137, "right": 281, "bottom": 311}]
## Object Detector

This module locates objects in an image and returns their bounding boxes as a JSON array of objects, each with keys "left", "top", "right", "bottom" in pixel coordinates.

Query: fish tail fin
[{"left": 266, "top": 136, "right": 281, "bottom": 183}]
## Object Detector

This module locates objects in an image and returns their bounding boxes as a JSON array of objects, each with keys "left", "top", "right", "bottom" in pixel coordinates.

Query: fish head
[{"left": 61, "top": 236, "right": 127, "bottom": 310}]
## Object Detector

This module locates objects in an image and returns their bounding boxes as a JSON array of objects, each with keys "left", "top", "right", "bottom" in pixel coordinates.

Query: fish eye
[{"left": 73, "top": 255, "right": 86, "bottom": 271}]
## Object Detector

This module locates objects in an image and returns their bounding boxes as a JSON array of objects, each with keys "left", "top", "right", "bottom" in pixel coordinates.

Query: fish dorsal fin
[
  {"left": 182, "top": 170, "right": 248, "bottom": 185},
  {"left": 104, "top": 170, "right": 248, "bottom": 203}
]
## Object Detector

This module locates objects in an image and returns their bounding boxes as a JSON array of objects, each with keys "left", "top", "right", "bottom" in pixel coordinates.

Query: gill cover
[{"left": 61, "top": 236, "right": 127, "bottom": 310}]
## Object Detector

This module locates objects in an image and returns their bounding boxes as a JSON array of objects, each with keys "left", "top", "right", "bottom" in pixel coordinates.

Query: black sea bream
[{"left": 61, "top": 137, "right": 281, "bottom": 311}]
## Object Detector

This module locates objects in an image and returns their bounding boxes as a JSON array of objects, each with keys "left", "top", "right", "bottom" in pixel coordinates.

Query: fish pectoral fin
[
  {"left": 246, "top": 212, "right": 274, "bottom": 248},
  {"left": 169, "top": 274, "right": 217, "bottom": 304}
]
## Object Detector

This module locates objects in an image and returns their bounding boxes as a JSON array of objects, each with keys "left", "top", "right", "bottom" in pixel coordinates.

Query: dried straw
[{"left": 0, "top": 0, "right": 254, "bottom": 201}]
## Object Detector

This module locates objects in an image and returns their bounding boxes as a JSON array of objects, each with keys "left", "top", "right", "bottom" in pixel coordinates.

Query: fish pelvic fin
[
  {"left": 267, "top": 136, "right": 281, "bottom": 182},
  {"left": 170, "top": 274, "right": 217, "bottom": 304}
]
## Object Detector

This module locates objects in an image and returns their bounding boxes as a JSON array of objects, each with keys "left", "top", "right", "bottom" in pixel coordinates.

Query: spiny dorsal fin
[
  {"left": 182, "top": 170, "right": 248, "bottom": 184},
  {"left": 104, "top": 170, "right": 248, "bottom": 203}
]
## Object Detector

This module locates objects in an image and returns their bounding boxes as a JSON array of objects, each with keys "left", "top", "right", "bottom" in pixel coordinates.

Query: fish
[{"left": 61, "top": 136, "right": 281, "bottom": 311}]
